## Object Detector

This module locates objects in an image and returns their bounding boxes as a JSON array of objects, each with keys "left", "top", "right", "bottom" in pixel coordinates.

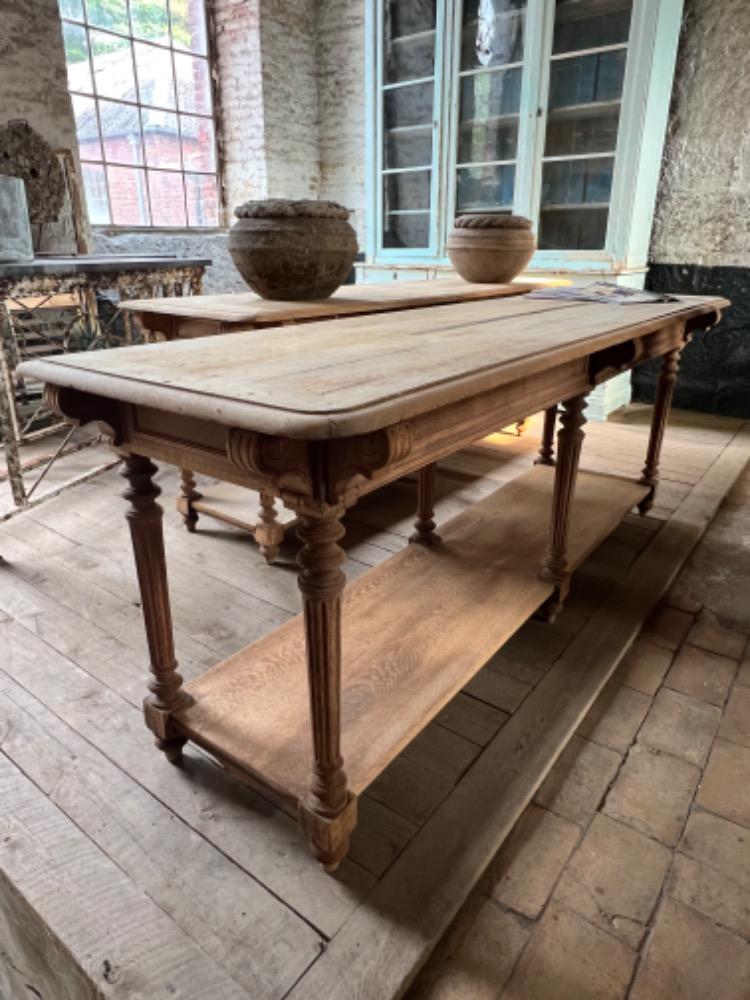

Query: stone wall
[{"left": 638, "top": 0, "right": 750, "bottom": 418}]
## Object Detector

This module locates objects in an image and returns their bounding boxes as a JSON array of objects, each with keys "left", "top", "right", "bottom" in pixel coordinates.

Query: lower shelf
[{"left": 174, "top": 466, "right": 649, "bottom": 805}]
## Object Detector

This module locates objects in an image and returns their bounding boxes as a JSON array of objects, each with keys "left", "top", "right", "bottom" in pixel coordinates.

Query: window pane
[
  {"left": 63, "top": 22, "right": 92, "bottom": 93},
  {"left": 99, "top": 99, "right": 144, "bottom": 164},
  {"left": 384, "top": 170, "right": 431, "bottom": 212},
  {"left": 461, "top": 0, "right": 526, "bottom": 70},
  {"left": 134, "top": 42, "right": 176, "bottom": 108},
  {"left": 460, "top": 66, "right": 522, "bottom": 123},
  {"left": 131, "top": 0, "right": 170, "bottom": 41},
  {"left": 385, "top": 0, "right": 436, "bottom": 39},
  {"left": 458, "top": 119, "right": 517, "bottom": 163},
  {"left": 384, "top": 80, "right": 434, "bottom": 128},
  {"left": 539, "top": 157, "right": 614, "bottom": 249},
  {"left": 148, "top": 170, "right": 187, "bottom": 226},
  {"left": 81, "top": 164, "right": 110, "bottom": 223},
  {"left": 186, "top": 172, "right": 219, "bottom": 226},
  {"left": 457, "top": 163, "right": 515, "bottom": 212},
  {"left": 553, "top": 0, "right": 632, "bottom": 55},
  {"left": 107, "top": 166, "right": 150, "bottom": 224},
  {"left": 169, "top": 0, "right": 208, "bottom": 54},
  {"left": 385, "top": 34, "right": 435, "bottom": 84},
  {"left": 72, "top": 95, "right": 102, "bottom": 161},
  {"left": 385, "top": 126, "right": 432, "bottom": 169},
  {"left": 174, "top": 52, "right": 212, "bottom": 114},
  {"left": 180, "top": 115, "right": 216, "bottom": 172},
  {"left": 59, "top": 0, "right": 84, "bottom": 19},
  {"left": 548, "top": 50, "right": 627, "bottom": 110},
  {"left": 86, "top": 0, "right": 129, "bottom": 33},
  {"left": 545, "top": 107, "right": 620, "bottom": 157},
  {"left": 384, "top": 213, "right": 430, "bottom": 249},
  {"left": 142, "top": 109, "right": 181, "bottom": 168},
  {"left": 91, "top": 30, "right": 137, "bottom": 101}
]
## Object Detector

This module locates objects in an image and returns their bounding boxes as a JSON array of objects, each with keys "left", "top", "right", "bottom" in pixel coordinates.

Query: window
[
  {"left": 369, "top": 0, "right": 662, "bottom": 267},
  {"left": 59, "top": 0, "right": 220, "bottom": 228}
]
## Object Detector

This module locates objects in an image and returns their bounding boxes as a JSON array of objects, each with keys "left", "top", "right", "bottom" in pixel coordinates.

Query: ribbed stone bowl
[
  {"left": 447, "top": 214, "right": 535, "bottom": 284},
  {"left": 229, "top": 198, "right": 359, "bottom": 300}
]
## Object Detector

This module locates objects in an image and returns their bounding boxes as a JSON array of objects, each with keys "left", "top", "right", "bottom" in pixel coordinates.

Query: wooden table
[
  {"left": 20, "top": 291, "right": 727, "bottom": 871},
  {"left": 121, "top": 278, "right": 546, "bottom": 561}
]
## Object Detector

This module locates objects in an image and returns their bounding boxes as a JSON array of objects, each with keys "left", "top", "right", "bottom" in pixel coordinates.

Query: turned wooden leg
[
  {"left": 539, "top": 395, "right": 588, "bottom": 622},
  {"left": 176, "top": 468, "right": 201, "bottom": 532},
  {"left": 535, "top": 406, "right": 558, "bottom": 466},
  {"left": 255, "top": 490, "right": 284, "bottom": 564},
  {"left": 638, "top": 347, "right": 681, "bottom": 515},
  {"left": 409, "top": 463, "right": 441, "bottom": 546},
  {"left": 122, "top": 455, "right": 187, "bottom": 763},
  {"left": 296, "top": 508, "right": 357, "bottom": 871}
]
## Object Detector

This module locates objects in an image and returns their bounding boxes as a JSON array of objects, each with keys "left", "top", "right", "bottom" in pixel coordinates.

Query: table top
[
  {"left": 19, "top": 293, "right": 727, "bottom": 440},
  {"left": 0, "top": 254, "right": 211, "bottom": 279},
  {"left": 119, "top": 277, "right": 548, "bottom": 324}
]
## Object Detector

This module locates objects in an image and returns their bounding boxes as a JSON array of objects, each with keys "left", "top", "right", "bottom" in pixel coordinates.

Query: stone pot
[
  {"left": 447, "top": 214, "right": 535, "bottom": 284},
  {"left": 229, "top": 198, "right": 359, "bottom": 300}
]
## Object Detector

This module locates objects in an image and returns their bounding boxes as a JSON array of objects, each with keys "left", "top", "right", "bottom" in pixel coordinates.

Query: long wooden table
[
  {"left": 121, "top": 278, "right": 547, "bottom": 560},
  {"left": 20, "top": 291, "right": 727, "bottom": 871}
]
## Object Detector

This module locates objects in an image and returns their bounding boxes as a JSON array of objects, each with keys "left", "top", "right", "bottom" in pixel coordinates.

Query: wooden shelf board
[
  {"left": 174, "top": 467, "right": 649, "bottom": 804},
  {"left": 192, "top": 482, "right": 297, "bottom": 534}
]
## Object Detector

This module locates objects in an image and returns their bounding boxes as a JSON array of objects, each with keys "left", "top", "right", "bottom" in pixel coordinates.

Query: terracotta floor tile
[
  {"left": 485, "top": 805, "right": 580, "bottom": 919},
  {"left": 668, "top": 852, "right": 750, "bottom": 941},
  {"left": 407, "top": 894, "right": 529, "bottom": 1000},
  {"left": 630, "top": 897, "right": 750, "bottom": 1000},
  {"left": 641, "top": 605, "right": 695, "bottom": 651},
  {"left": 719, "top": 684, "right": 750, "bottom": 748},
  {"left": 680, "top": 809, "right": 750, "bottom": 887},
  {"left": 616, "top": 639, "right": 673, "bottom": 696},
  {"left": 638, "top": 687, "right": 721, "bottom": 766},
  {"left": 687, "top": 609, "right": 748, "bottom": 660},
  {"left": 501, "top": 901, "right": 635, "bottom": 1000},
  {"left": 604, "top": 744, "right": 700, "bottom": 846},
  {"left": 696, "top": 739, "right": 750, "bottom": 828},
  {"left": 577, "top": 682, "right": 651, "bottom": 752},
  {"left": 553, "top": 814, "right": 671, "bottom": 948},
  {"left": 664, "top": 644, "right": 737, "bottom": 707},
  {"left": 534, "top": 735, "right": 621, "bottom": 826}
]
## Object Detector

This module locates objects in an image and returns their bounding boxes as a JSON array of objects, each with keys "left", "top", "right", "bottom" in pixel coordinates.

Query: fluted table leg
[
  {"left": 410, "top": 463, "right": 441, "bottom": 546},
  {"left": 296, "top": 507, "right": 356, "bottom": 871},
  {"left": 638, "top": 347, "right": 681, "bottom": 515},
  {"left": 122, "top": 454, "right": 187, "bottom": 763},
  {"left": 539, "top": 395, "right": 588, "bottom": 622}
]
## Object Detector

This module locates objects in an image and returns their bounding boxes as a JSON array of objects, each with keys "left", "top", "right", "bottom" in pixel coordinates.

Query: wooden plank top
[
  {"left": 118, "top": 277, "right": 545, "bottom": 324},
  {"left": 19, "top": 293, "right": 727, "bottom": 439}
]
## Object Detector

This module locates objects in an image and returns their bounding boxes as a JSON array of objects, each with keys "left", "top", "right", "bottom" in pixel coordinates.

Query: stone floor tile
[
  {"left": 641, "top": 604, "right": 694, "bottom": 651},
  {"left": 616, "top": 639, "right": 673, "bottom": 696},
  {"left": 501, "top": 901, "right": 635, "bottom": 1000},
  {"left": 553, "top": 813, "right": 671, "bottom": 948},
  {"left": 485, "top": 804, "right": 580, "bottom": 920},
  {"left": 630, "top": 897, "right": 750, "bottom": 1000},
  {"left": 464, "top": 667, "right": 531, "bottom": 714},
  {"left": 407, "top": 894, "right": 529, "bottom": 1000},
  {"left": 488, "top": 620, "right": 574, "bottom": 686},
  {"left": 668, "top": 852, "right": 750, "bottom": 941},
  {"left": 401, "top": 722, "right": 480, "bottom": 784},
  {"left": 680, "top": 809, "right": 750, "bottom": 887},
  {"left": 664, "top": 644, "right": 737, "bottom": 707},
  {"left": 687, "top": 608, "right": 748, "bottom": 660},
  {"left": 576, "top": 682, "right": 651, "bottom": 752},
  {"left": 638, "top": 688, "right": 721, "bottom": 766},
  {"left": 603, "top": 744, "right": 700, "bottom": 846},
  {"left": 737, "top": 654, "right": 750, "bottom": 688},
  {"left": 696, "top": 739, "right": 750, "bottom": 828},
  {"left": 664, "top": 579, "right": 703, "bottom": 615},
  {"left": 367, "top": 755, "right": 454, "bottom": 826},
  {"left": 435, "top": 693, "right": 508, "bottom": 746},
  {"left": 534, "top": 735, "right": 621, "bottom": 825},
  {"left": 719, "top": 684, "right": 750, "bottom": 748}
]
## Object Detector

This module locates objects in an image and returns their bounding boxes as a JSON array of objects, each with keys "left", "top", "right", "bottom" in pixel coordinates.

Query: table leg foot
[
  {"left": 155, "top": 735, "right": 187, "bottom": 765},
  {"left": 298, "top": 794, "right": 358, "bottom": 873},
  {"left": 410, "top": 463, "right": 441, "bottom": 546}
]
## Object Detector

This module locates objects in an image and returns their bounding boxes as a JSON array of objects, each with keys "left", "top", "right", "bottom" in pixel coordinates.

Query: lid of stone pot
[
  {"left": 454, "top": 213, "right": 532, "bottom": 230},
  {"left": 234, "top": 198, "right": 351, "bottom": 220}
]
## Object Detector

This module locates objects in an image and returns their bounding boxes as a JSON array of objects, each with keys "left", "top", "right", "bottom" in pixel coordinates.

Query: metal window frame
[{"left": 61, "top": 0, "right": 222, "bottom": 230}]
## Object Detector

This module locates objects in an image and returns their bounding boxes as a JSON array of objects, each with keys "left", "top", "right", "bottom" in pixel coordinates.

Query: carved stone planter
[
  {"left": 447, "top": 214, "right": 535, "bottom": 284},
  {"left": 229, "top": 199, "right": 359, "bottom": 300}
]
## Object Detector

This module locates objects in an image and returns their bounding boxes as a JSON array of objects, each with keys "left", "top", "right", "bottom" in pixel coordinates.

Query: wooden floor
[{"left": 0, "top": 406, "right": 747, "bottom": 1000}]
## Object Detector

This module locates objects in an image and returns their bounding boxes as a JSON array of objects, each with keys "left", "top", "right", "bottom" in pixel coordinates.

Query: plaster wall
[{"left": 650, "top": 0, "right": 750, "bottom": 268}]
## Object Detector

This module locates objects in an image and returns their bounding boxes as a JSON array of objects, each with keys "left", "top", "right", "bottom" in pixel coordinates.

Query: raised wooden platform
[{"left": 176, "top": 468, "right": 649, "bottom": 806}]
